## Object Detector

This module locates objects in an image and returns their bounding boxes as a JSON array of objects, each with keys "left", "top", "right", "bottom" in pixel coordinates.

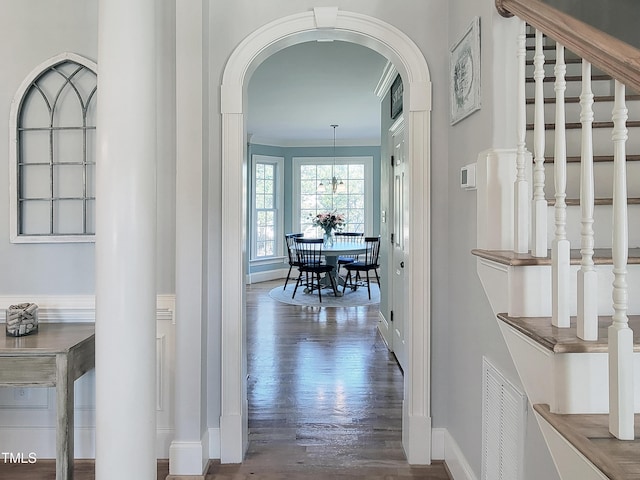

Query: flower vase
[{"left": 323, "top": 229, "right": 335, "bottom": 247}]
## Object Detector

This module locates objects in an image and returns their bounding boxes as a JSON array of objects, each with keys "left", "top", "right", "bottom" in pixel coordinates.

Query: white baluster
[
  {"left": 551, "top": 44, "right": 570, "bottom": 328},
  {"left": 531, "top": 29, "right": 547, "bottom": 257},
  {"left": 577, "top": 61, "right": 597, "bottom": 341},
  {"left": 514, "top": 20, "right": 529, "bottom": 254},
  {"left": 609, "top": 80, "right": 634, "bottom": 440}
]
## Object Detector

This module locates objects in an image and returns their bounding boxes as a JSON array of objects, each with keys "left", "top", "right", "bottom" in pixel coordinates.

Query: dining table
[{"left": 318, "top": 239, "right": 367, "bottom": 295}]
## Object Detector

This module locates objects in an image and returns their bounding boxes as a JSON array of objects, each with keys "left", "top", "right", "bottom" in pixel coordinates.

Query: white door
[{"left": 390, "top": 119, "right": 407, "bottom": 370}]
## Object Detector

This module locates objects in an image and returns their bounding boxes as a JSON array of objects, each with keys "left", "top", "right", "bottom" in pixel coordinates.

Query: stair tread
[
  {"left": 472, "top": 247, "right": 640, "bottom": 267},
  {"left": 526, "top": 74, "right": 611, "bottom": 83},
  {"left": 548, "top": 197, "right": 640, "bottom": 206},
  {"left": 534, "top": 404, "right": 640, "bottom": 480},
  {"left": 547, "top": 155, "right": 640, "bottom": 162},
  {"left": 526, "top": 94, "right": 640, "bottom": 104},
  {"left": 527, "top": 120, "right": 640, "bottom": 130},
  {"left": 497, "top": 312, "right": 640, "bottom": 353}
]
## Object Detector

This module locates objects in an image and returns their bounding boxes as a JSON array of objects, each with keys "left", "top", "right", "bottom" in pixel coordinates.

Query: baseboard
[
  {"left": 0, "top": 426, "right": 174, "bottom": 459},
  {"left": 431, "top": 427, "right": 446, "bottom": 460},
  {"left": 403, "top": 411, "right": 432, "bottom": 464},
  {"left": 208, "top": 427, "right": 221, "bottom": 459},
  {"left": 168, "top": 441, "right": 208, "bottom": 476},
  {"left": 219, "top": 413, "right": 246, "bottom": 463},
  {"left": 165, "top": 459, "right": 212, "bottom": 480},
  {"left": 246, "top": 268, "right": 288, "bottom": 284},
  {"left": 444, "top": 429, "right": 478, "bottom": 480}
]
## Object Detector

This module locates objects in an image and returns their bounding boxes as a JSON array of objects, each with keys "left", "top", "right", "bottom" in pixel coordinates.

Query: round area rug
[{"left": 269, "top": 282, "right": 380, "bottom": 307}]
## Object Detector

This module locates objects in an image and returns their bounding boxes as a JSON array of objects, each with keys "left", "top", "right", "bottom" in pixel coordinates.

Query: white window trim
[
  {"left": 292, "top": 156, "right": 373, "bottom": 235},
  {"left": 9, "top": 52, "right": 97, "bottom": 244},
  {"left": 250, "top": 154, "right": 284, "bottom": 261}
]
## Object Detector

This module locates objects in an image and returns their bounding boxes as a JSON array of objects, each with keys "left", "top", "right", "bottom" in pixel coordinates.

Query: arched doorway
[{"left": 220, "top": 7, "right": 432, "bottom": 464}]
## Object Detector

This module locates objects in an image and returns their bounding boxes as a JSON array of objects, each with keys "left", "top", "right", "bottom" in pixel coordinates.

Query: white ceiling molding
[{"left": 375, "top": 60, "right": 399, "bottom": 100}]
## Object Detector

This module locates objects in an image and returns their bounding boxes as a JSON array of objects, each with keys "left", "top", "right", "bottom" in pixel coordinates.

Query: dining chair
[
  {"left": 334, "top": 231, "right": 364, "bottom": 276},
  {"left": 293, "top": 237, "right": 339, "bottom": 302},
  {"left": 341, "top": 236, "right": 381, "bottom": 300},
  {"left": 283, "top": 233, "right": 304, "bottom": 290}
]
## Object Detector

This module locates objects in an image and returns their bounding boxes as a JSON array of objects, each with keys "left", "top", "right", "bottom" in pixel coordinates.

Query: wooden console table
[{"left": 0, "top": 323, "right": 95, "bottom": 480}]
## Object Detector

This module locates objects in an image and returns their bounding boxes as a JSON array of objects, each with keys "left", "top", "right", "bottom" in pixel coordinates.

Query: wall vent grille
[{"left": 481, "top": 357, "right": 528, "bottom": 480}]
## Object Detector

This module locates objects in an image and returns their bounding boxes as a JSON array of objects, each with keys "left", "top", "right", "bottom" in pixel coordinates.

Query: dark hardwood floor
[{"left": 0, "top": 279, "right": 450, "bottom": 479}]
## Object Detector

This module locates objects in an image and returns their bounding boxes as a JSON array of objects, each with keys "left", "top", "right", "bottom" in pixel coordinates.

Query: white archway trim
[{"left": 220, "top": 8, "right": 432, "bottom": 464}]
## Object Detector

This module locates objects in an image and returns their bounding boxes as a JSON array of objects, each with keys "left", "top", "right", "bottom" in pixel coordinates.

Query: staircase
[{"left": 473, "top": 13, "right": 640, "bottom": 480}]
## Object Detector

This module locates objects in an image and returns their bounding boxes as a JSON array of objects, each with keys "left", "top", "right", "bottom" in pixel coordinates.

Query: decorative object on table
[
  {"left": 450, "top": 16, "right": 481, "bottom": 125},
  {"left": 6, "top": 303, "right": 39, "bottom": 337},
  {"left": 317, "top": 124, "right": 346, "bottom": 194},
  {"left": 310, "top": 211, "right": 345, "bottom": 247}
]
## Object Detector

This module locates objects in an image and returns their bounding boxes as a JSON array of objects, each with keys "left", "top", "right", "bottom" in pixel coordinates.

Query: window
[
  {"left": 294, "top": 156, "right": 373, "bottom": 236},
  {"left": 251, "top": 155, "right": 284, "bottom": 261},
  {"left": 9, "top": 53, "right": 97, "bottom": 243}
]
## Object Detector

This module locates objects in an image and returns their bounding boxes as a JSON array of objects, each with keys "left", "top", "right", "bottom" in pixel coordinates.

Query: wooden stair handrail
[{"left": 496, "top": 0, "right": 640, "bottom": 94}]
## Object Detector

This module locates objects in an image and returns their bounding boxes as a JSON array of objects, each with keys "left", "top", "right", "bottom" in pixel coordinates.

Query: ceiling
[{"left": 247, "top": 40, "right": 389, "bottom": 147}]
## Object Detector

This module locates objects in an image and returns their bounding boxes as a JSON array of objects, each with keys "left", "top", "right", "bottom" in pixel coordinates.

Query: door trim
[{"left": 219, "top": 7, "right": 432, "bottom": 464}]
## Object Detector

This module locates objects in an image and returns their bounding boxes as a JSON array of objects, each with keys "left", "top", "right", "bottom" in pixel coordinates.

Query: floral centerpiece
[{"left": 310, "top": 211, "right": 345, "bottom": 247}]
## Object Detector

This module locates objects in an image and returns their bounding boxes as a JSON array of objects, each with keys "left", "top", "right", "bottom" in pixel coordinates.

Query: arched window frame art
[{"left": 9, "top": 52, "right": 98, "bottom": 243}]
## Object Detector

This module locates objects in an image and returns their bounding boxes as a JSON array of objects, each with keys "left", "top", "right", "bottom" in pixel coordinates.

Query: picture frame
[
  {"left": 450, "top": 16, "right": 481, "bottom": 125},
  {"left": 390, "top": 74, "right": 403, "bottom": 119}
]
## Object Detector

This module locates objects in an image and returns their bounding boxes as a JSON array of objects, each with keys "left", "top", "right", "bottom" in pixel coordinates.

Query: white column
[
  {"left": 170, "top": 0, "right": 207, "bottom": 474},
  {"left": 551, "top": 43, "right": 570, "bottom": 328},
  {"left": 95, "top": 1, "right": 157, "bottom": 479}
]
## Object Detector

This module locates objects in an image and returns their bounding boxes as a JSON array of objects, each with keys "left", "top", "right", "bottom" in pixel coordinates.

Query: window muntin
[
  {"left": 294, "top": 156, "right": 372, "bottom": 237},
  {"left": 251, "top": 155, "right": 284, "bottom": 260},
  {"left": 10, "top": 54, "right": 97, "bottom": 242}
]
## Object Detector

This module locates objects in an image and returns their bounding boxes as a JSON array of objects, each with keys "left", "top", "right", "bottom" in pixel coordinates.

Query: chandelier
[{"left": 317, "top": 124, "right": 346, "bottom": 194}]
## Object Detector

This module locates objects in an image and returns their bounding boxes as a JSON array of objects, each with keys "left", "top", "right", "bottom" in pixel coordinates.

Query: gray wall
[
  {"left": 446, "top": 2, "right": 560, "bottom": 479},
  {"left": 0, "top": 1, "right": 98, "bottom": 294},
  {"left": 0, "top": 0, "right": 176, "bottom": 295},
  {"left": 0, "top": 1, "right": 562, "bottom": 477}
]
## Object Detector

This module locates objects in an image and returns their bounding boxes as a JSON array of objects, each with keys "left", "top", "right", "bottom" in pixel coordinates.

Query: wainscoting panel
[{"left": 0, "top": 294, "right": 175, "bottom": 458}]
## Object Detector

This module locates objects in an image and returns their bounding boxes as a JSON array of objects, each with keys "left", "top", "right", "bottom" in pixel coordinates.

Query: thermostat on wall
[{"left": 460, "top": 163, "right": 476, "bottom": 190}]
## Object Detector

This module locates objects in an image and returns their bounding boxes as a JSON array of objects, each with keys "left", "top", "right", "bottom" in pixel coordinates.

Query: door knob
[{"left": 400, "top": 261, "right": 404, "bottom": 268}]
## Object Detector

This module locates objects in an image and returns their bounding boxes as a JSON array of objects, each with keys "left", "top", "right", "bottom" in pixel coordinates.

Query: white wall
[
  {"left": 204, "top": 0, "right": 451, "bottom": 442},
  {"left": 203, "top": 1, "right": 559, "bottom": 476},
  {"left": 0, "top": 0, "right": 177, "bottom": 459},
  {"left": 0, "top": 1, "right": 562, "bottom": 476},
  {"left": 0, "top": 0, "right": 176, "bottom": 295},
  {"left": 446, "top": 2, "right": 560, "bottom": 479},
  {"left": 0, "top": 302, "right": 176, "bottom": 458}
]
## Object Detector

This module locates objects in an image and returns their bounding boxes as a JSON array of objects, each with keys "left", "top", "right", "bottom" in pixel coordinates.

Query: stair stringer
[
  {"left": 480, "top": 282, "right": 615, "bottom": 480},
  {"left": 478, "top": 257, "right": 640, "bottom": 413},
  {"left": 476, "top": 256, "right": 640, "bottom": 318},
  {"left": 535, "top": 414, "right": 609, "bottom": 480}
]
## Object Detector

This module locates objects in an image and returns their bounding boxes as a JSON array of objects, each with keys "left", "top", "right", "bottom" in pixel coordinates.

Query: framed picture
[
  {"left": 450, "top": 17, "right": 481, "bottom": 125},
  {"left": 390, "top": 74, "right": 403, "bottom": 119}
]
